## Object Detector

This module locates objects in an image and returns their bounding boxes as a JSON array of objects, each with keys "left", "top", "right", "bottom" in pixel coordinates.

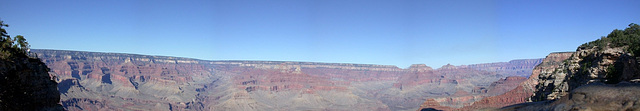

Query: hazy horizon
[
  {"left": 1, "top": 0, "right": 639, "bottom": 68},
  {"left": 31, "top": 48, "right": 546, "bottom": 69}
]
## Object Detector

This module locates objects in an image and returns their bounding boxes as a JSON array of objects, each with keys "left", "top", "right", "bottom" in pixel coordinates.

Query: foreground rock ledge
[
  {"left": 501, "top": 82, "right": 640, "bottom": 111},
  {"left": 0, "top": 55, "right": 63, "bottom": 110}
]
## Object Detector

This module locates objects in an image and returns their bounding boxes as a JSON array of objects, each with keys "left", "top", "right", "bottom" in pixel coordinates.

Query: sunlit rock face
[
  {"left": 501, "top": 43, "right": 640, "bottom": 111},
  {"left": 461, "top": 59, "right": 544, "bottom": 77},
  {"left": 531, "top": 47, "right": 640, "bottom": 102},
  {"left": 32, "top": 49, "right": 542, "bottom": 111}
]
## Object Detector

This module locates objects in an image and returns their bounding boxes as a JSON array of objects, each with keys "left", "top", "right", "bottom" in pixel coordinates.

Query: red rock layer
[
  {"left": 485, "top": 76, "right": 528, "bottom": 95},
  {"left": 31, "top": 49, "right": 546, "bottom": 111},
  {"left": 419, "top": 99, "right": 456, "bottom": 111},
  {"left": 419, "top": 76, "right": 526, "bottom": 110},
  {"left": 418, "top": 52, "right": 573, "bottom": 111},
  {"left": 230, "top": 68, "right": 349, "bottom": 93},
  {"left": 461, "top": 59, "right": 544, "bottom": 77}
]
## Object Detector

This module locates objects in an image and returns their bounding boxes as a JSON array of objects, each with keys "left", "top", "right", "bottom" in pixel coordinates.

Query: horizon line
[{"left": 31, "top": 48, "right": 550, "bottom": 69}]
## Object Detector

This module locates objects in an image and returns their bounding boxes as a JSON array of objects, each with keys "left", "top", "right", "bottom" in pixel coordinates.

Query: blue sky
[{"left": 1, "top": 0, "right": 639, "bottom": 68}]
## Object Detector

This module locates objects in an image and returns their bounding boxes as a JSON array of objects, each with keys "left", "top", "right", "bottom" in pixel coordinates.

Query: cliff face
[
  {"left": 502, "top": 24, "right": 640, "bottom": 110},
  {"left": 465, "top": 52, "right": 572, "bottom": 109},
  {"left": 531, "top": 47, "right": 640, "bottom": 101},
  {"left": 529, "top": 24, "right": 640, "bottom": 102},
  {"left": 33, "top": 49, "right": 215, "bottom": 110},
  {"left": 30, "top": 49, "right": 543, "bottom": 111},
  {"left": 0, "top": 54, "right": 63, "bottom": 110},
  {"left": 462, "top": 59, "right": 543, "bottom": 77},
  {"left": 504, "top": 47, "right": 640, "bottom": 110}
]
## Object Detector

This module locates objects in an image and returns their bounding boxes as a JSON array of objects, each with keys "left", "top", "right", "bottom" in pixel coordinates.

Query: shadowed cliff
[{"left": 0, "top": 20, "right": 63, "bottom": 110}]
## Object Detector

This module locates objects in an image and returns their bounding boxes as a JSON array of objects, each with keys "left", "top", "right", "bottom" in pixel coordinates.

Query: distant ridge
[{"left": 31, "top": 49, "right": 543, "bottom": 70}]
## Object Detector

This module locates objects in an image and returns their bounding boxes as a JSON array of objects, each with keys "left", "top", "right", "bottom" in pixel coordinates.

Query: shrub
[{"left": 580, "top": 23, "right": 640, "bottom": 56}]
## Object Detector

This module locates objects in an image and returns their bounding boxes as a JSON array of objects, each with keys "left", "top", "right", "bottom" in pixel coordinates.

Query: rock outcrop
[
  {"left": 501, "top": 23, "right": 640, "bottom": 110},
  {"left": 0, "top": 52, "right": 63, "bottom": 110},
  {"left": 503, "top": 83, "right": 640, "bottom": 110},
  {"left": 531, "top": 47, "right": 640, "bottom": 101}
]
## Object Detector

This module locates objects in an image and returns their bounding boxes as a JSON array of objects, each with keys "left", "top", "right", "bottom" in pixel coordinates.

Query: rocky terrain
[
  {"left": 501, "top": 25, "right": 640, "bottom": 111},
  {"left": 501, "top": 24, "right": 640, "bottom": 110},
  {"left": 419, "top": 23, "right": 640, "bottom": 111},
  {"left": 0, "top": 21, "right": 63, "bottom": 110},
  {"left": 530, "top": 46, "right": 640, "bottom": 101},
  {"left": 503, "top": 83, "right": 640, "bottom": 110},
  {"left": 0, "top": 52, "right": 63, "bottom": 110},
  {"left": 418, "top": 52, "right": 573, "bottom": 110},
  {"left": 31, "top": 49, "right": 542, "bottom": 111}
]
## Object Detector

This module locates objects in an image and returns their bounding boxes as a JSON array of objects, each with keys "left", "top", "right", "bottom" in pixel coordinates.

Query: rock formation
[
  {"left": 503, "top": 83, "right": 640, "bottom": 110},
  {"left": 531, "top": 46, "right": 640, "bottom": 101},
  {"left": 501, "top": 23, "right": 640, "bottom": 110},
  {"left": 0, "top": 51, "right": 63, "bottom": 110},
  {"left": 419, "top": 23, "right": 640, "bottom": 111},
  {"left": 461, "top": 59, "right": 543, "bottom": 77}
]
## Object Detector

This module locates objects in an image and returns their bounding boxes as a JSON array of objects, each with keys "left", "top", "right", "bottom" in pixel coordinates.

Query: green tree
[
  {"left": 0, "top": 20, "right": 8, "bottom": 39},
  {"left": 13, "top": 35, "right": 29, "bottom": 52},
  {"left": 0, "top": 20, "right": 12, "bottom": 49},
  {"left": 0, "top": 20, "right": 31, "bottom": 58},
  {"left": 580, "top": 23, "right": 640, "bottom": 57}
]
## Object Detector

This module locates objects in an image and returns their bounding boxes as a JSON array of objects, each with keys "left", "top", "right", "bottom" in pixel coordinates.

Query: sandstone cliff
[
  {"left": 502, "top": 23, "right": 640, "bottom": 110},
  {"left": 531, "top": 47, "right": 640, "bottom": 101}
]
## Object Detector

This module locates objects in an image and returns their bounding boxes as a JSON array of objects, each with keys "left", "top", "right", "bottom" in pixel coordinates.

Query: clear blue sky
[{"left": 1, "top": 0, "right": 639, "bottom": 68}]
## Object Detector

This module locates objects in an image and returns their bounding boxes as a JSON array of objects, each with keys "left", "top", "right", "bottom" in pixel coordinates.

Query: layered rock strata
[
  {"left": 418, "top": 52, "right": 573, "bottom": 110},
  {"left": 31, "top": 49, "right": 543, "bottom": 111},
  {"left": 532, "top": 47, "right": 640, "bottom": 101}
]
